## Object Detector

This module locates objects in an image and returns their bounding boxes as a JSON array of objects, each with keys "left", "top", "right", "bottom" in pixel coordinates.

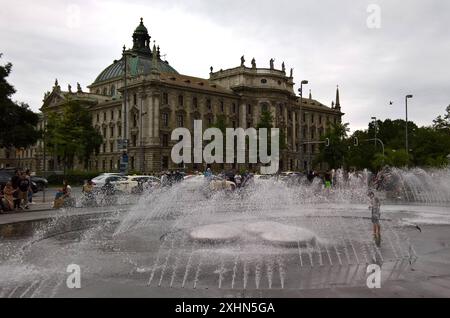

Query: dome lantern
[{"left": 132, "top": 18, "right": 151, "bottom": 55}]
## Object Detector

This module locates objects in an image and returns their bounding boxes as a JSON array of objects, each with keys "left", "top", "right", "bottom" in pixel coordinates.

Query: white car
[
  {"left": 91, "top": 173, "right": 125, "bottom": 188},
  {"left": 113, "top": 175, "right": 160, "bottom": 194}
]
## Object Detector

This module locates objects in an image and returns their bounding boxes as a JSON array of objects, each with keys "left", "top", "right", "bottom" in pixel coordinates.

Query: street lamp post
[
  {"left": 405, "top": 94, "right": 413, "bottom": 164},
  {"left": 121, "top": 48, "right": 137, "bottom": 173},
  {"left": 298, "top": 80, "right": 308, "bottom": 172},
  {"left": 371, "top": 116, "right": 377, "bottom": 147}
]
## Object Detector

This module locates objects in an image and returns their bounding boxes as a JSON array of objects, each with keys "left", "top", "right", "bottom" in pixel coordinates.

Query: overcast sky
[{"left": 1, "top": 0, "right": 449, "bottom": 131}]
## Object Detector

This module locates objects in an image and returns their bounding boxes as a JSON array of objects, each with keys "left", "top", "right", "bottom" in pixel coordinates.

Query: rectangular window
[
  {"left": 247, "top": 104, "right": 252, "bottom": 115},
  {"left": 111, "top": 110, "right": 114, "bottom": 120},
  {"left": 110, "top": 141, "right": 114, "bottom": 152},
  {"left": 220, "top": 101, "right": 224, "bottom": 113},
  {"left": 132, "top": 134, "right": 137, "bottom": 147},
  {"left": 162, "top": 156, "right": 169, "bottom": 169},
  {"left": 178, "top": 95, "right": 184, "bottom": 107},
  {"left": 206, "top": 99, "right": 211, "bottom": 110},
  {"left": 163, "top": 92, "right": 168, "bottom": 105},
  {"left": 162, "top": 113, "right": 169, "bottom": 127},
  {"left": 133, "top": 93, "right": 137, "bottom": 106},
  {"left": 162, "top": 134, "right": 169, "bottom": 147},
  {"left": 104, "top": 112, "right": 106, "bottom": 121},
  {"left": 118, "top": 110, "right": 122, "bottom": 119},
  {"left": 193, "top": 97, "right": 198, "bottom": 108},
  {"left": 118, "top": 125, "right": 122, "bottom": 137},
  {"left": 177, "top": 114, "right": 184, "bottom": 127},
  {"left": 110, "top": 126, "right": 114, "bottom": 137},
  {"left": 97, "top": 113, "right": 100, "bottom": 122},
  {"left": 232, "top": 103, "right": 236, "bottom": 114}
]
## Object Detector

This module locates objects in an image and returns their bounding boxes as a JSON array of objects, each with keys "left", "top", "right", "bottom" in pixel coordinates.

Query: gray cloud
[{"left": 1, "top": 0, "right": 449, "bottom": 131}]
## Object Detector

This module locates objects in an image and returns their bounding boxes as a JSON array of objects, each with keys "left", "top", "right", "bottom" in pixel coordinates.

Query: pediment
[{"left": 41, "top": 91, "right": 66, "bottom": 110}]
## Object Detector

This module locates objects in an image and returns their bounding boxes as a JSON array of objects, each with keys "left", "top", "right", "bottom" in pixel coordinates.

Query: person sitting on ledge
[{"left": 1, "top": 182, "right": 16, "bottom": 213}]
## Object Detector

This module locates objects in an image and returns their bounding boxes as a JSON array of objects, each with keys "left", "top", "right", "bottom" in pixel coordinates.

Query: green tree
[
  {"left": 45, "top": 99, "right": 103, "bottom": 172},
  {"left": 433, "top": 105, "right": 450, "bottom": 131},
  {"left": 316, "top": 122, "right": 350, "bottom": 169},
  {"left": 257, "top": 109, "right": 286, "bottom": 151},
  {"left": 0, "top": 54, "right": 40, "bottom": 148}
]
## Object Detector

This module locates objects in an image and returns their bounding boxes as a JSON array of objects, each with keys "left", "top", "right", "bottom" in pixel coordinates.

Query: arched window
[
  {"left": 102, "top": 87, "right": 107, "bottom": 95},
  {"left": 261, "top": 103, "right": 268, "bottom": 112},
  {"left": 110, "top": 85, "right": 116, "bottom": 96}
]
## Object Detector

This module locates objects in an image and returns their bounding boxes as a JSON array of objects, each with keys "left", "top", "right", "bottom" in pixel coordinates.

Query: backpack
[{"left": 19, "top": 178, "right": 30, "bottom": 192}]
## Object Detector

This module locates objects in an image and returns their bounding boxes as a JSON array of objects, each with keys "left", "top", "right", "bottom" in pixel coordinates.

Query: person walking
[
  {"left": 25, "top": 169, "right": 34, "bottom": 205},
  {"left": 324, "top": 170, "right": 332, "bottom": 189},
  {"left": 18, "top": 172, "right": 31, "bottom": 210},
  {"left": 11, "top": 169, "right": 21, "bottom": 210},
  {"left": 368, "top": 191, "right": 382, "bottom": 247}
]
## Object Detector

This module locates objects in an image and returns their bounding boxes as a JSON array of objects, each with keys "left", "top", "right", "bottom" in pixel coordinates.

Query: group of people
[
  {"left": 160, "top": 171, "right": 184, "bottom": 187},
  {"left": 0, "top": 169, "right": 33, "bottom": 213},
  {"left": 205, "top": 168, "right": 255, "bottom": 192},
  {"left": 53, "top": 180, "right": 74, "bottom": 209}
]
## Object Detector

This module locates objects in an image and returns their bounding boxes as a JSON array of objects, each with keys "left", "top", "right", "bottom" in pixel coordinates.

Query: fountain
[{"left": 1, "top": 167, "right": 449, "bottom": 297}]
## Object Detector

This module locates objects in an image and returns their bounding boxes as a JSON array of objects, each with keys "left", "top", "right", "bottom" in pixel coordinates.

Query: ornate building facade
[{"left": 1, "top": 18, "right": 343, "bottom": 174}]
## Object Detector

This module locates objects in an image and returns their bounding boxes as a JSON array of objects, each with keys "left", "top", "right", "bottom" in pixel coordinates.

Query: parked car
[
  {"left": 91, "top": 173, "right": 125, "bottom": 188},
  {"left": 30, "top": 176, "right": 48, "bottom": 191},
  {"left": 92, "top": 173, "right": 127, "bottom": 189},
  {"left": 113, "top": 175, "right": 159, "bottom": 194},
  {"left": 0, "top": 171, "right": 11, "bottom": 188}
]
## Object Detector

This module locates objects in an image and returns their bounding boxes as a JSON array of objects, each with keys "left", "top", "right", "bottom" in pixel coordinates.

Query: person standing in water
[{"left": 368, "top": 191, "right": 381, "bottom": 246}]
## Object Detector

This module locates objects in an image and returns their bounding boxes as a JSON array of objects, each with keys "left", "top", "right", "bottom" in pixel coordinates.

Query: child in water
[{"left": 368, "top": 191, "right": 381, "bottom": 246}]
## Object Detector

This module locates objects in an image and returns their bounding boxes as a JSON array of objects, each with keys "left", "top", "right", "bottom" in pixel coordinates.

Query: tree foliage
[
  {"left": 45, "top": 99, "right": 103, "bottom": 171},
  {"left": 0, "top": 54, "right": 40, "bottom": 148},
  {"left": 316, "top": 122, "right": 350, "bottom": 169},
  {"left": 317, "top": 107, "right": 450, "bottom": 172}
]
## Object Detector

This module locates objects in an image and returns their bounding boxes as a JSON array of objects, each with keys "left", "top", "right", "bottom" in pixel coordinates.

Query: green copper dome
[
  {"left": 93, "top": 18, "right": 178, "bottom": 84},
  {"left": 93, "top": 55, "right": 178, "bottom": 84},
  {"left": 134, "top": 18, "right": 148, "bottom": 33}
]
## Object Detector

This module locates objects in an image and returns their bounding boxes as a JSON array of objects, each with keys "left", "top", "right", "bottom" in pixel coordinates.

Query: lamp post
[
  {"left": 121, "top": 47, "right": 137, "bottom": 173},
  {"left": 371, "top": 116, "right": 377, "bottom": 147},
  {"left": 298, "top": 80, "right": 308, "bottom": 172},
  {"left": 405, "top": 94, "right": 413, "bottom": 164}
]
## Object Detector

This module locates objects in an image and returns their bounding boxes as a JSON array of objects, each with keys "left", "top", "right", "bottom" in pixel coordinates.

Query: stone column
[
  {"left": 292, "top": 110, "right": 296, "bottom": 150},
  {"left": 152, "top": 91, "right": 160, "bottom": 140},
  {"left": 240, "top": 103, "right": 247, "bottom": 128},
  {"left": 283, "top": 105, "right": 288, "bottom": 146}
]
